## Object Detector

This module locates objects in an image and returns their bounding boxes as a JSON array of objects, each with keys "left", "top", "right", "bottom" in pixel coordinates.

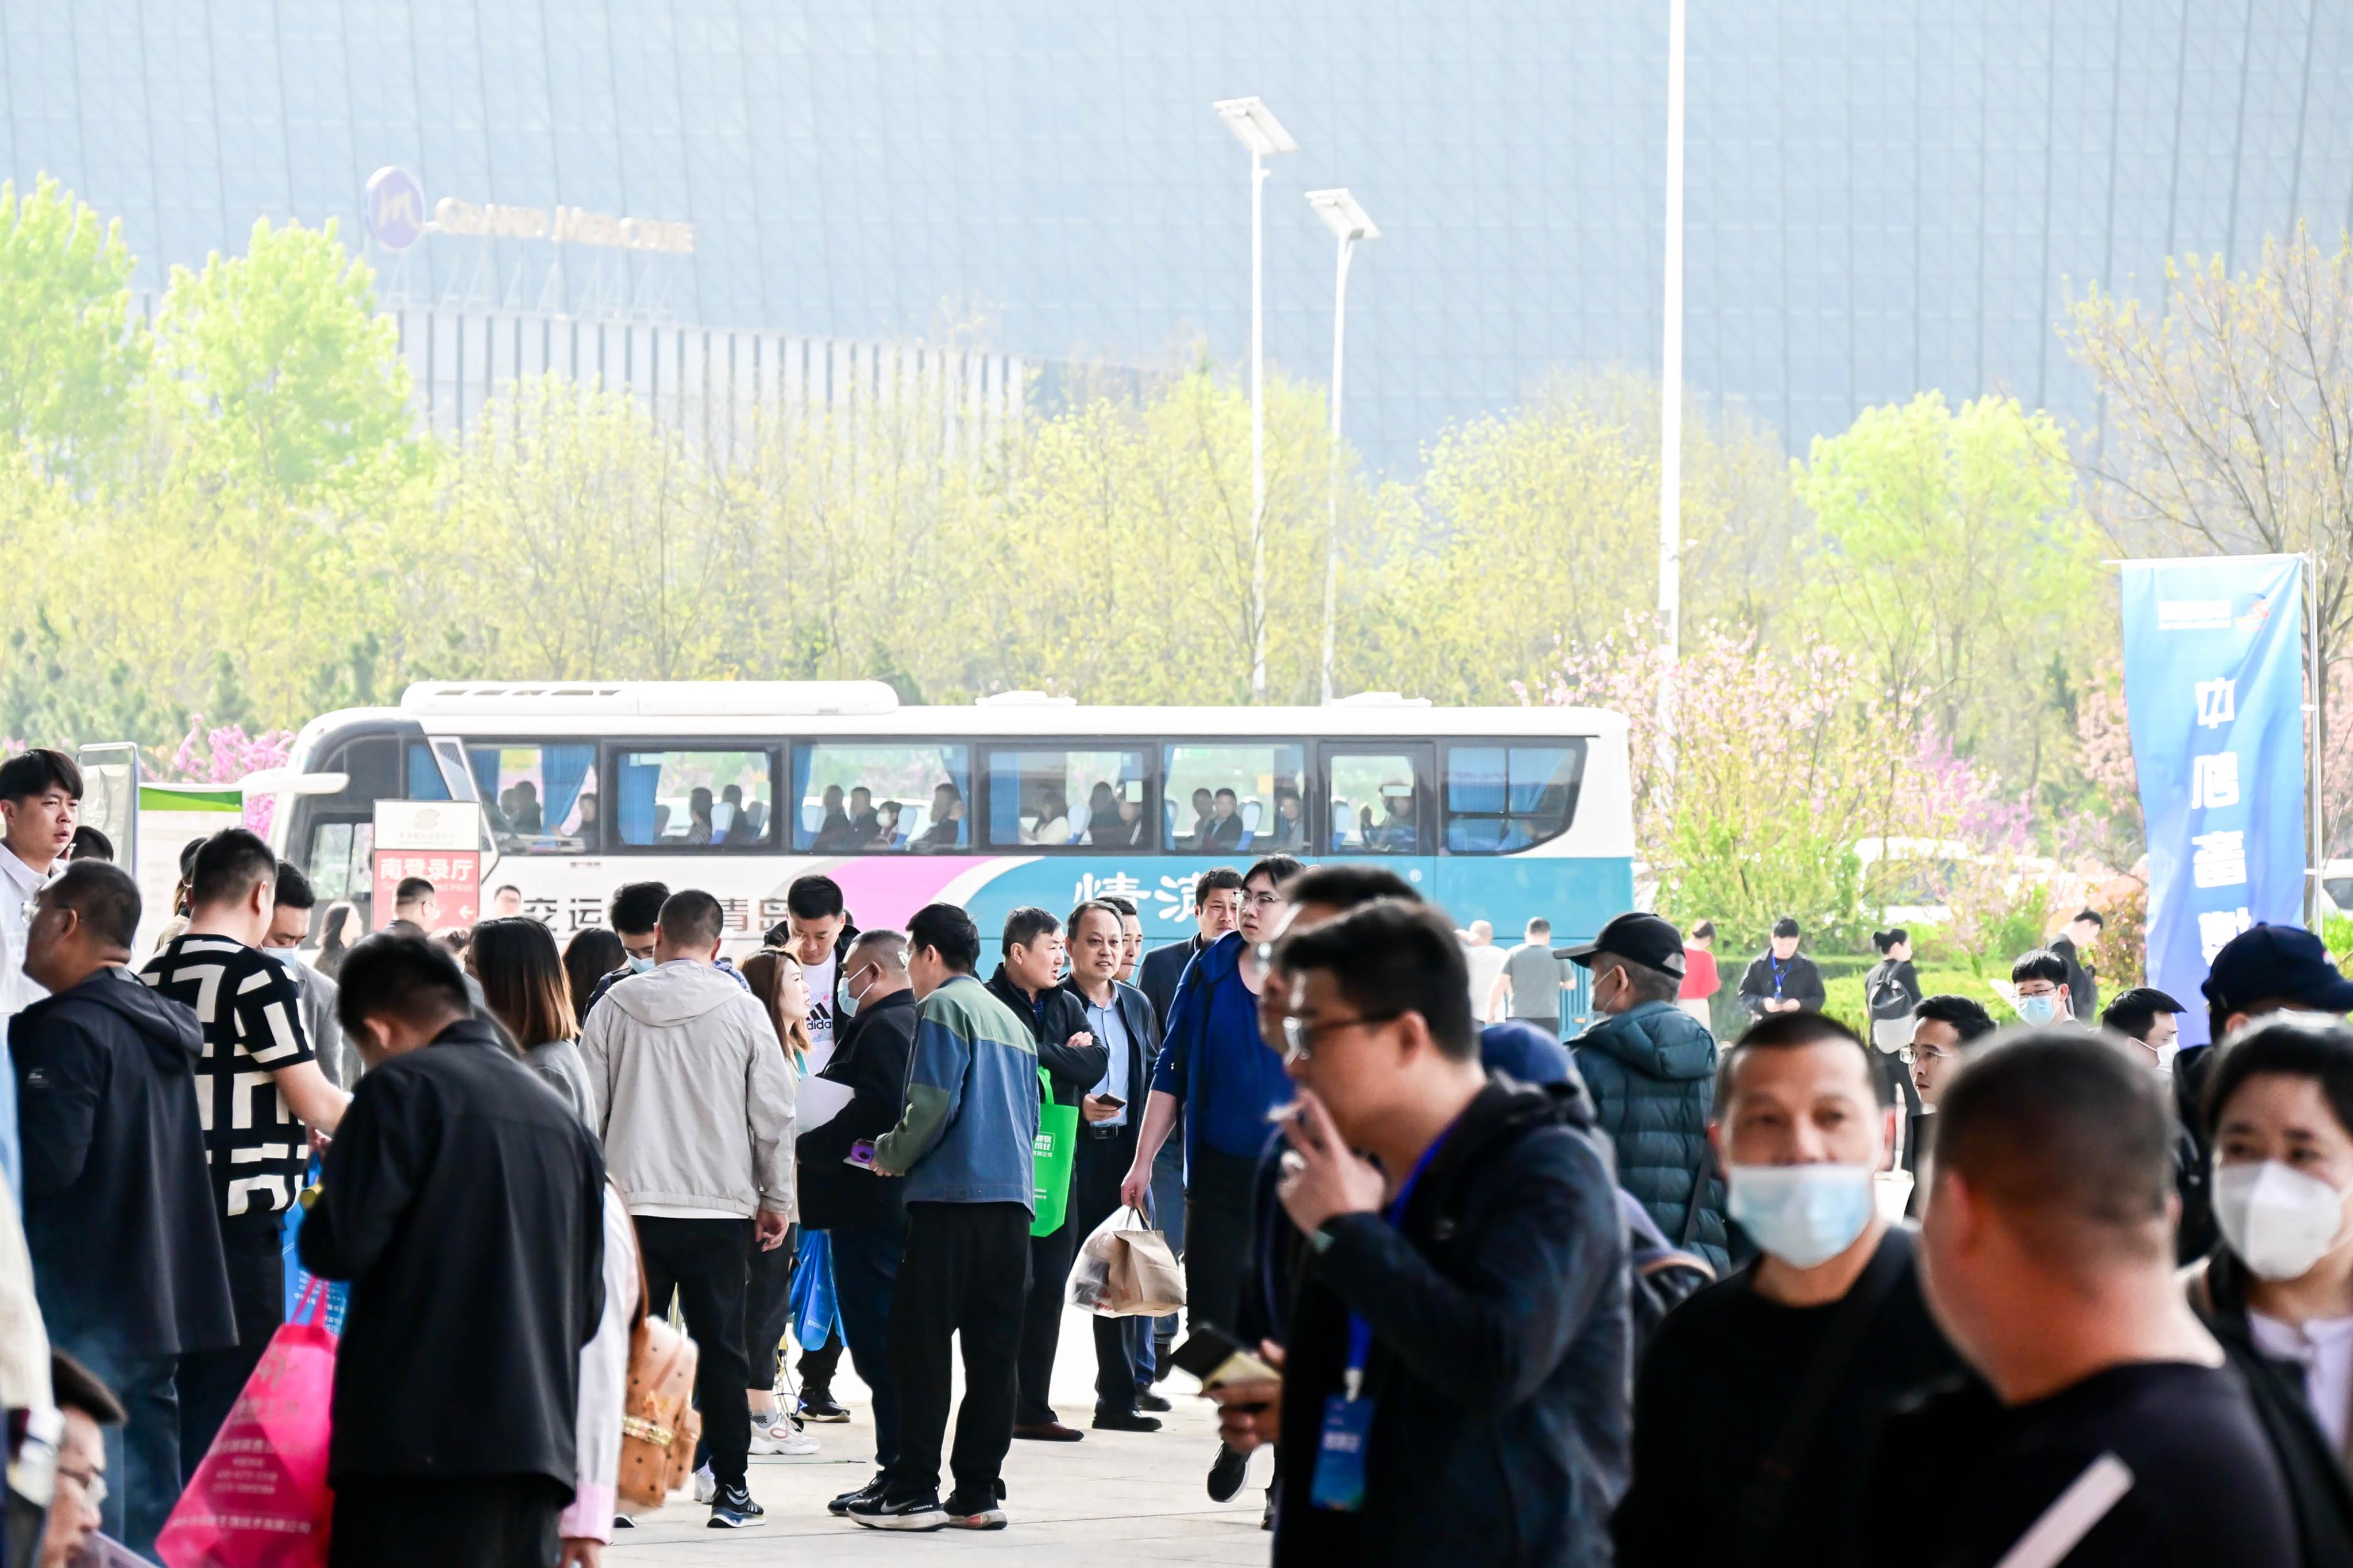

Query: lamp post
[
  {"left": 1305, "top": 188, "right": 1379, "bottom": 704},
  {"left": 1213, "top": 96, "right": 1298, "bottom": 700},
  {"left": 1657, "top": 0, "right": 1687, "bottom": 786}
]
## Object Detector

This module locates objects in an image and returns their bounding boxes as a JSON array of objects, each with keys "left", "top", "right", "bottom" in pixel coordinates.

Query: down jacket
[{"left": 1571, "top": 999, "right": 1727, "bottom": 1270}]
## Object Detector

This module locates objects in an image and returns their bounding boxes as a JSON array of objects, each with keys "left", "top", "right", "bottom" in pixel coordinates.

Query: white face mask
[
  {"left": 1725, "top": 1163, "right": 1878, "bottom": 1270},
  {"left": 2215, "top": 1160, "right": 2353, "bottom": 1281}
]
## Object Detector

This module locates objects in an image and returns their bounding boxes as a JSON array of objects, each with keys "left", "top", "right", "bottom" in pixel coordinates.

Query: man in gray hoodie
[{"left": 579, "top": 889, "right": 796, "bottom": 1530}]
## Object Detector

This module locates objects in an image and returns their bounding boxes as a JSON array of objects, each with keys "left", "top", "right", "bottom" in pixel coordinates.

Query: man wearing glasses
[
  {"left": 42, "top": 1351, "right": 123, "bottom": 1568},
  {"left": 1901, "top": 994, "right": 1996, "bottom": 1210}
]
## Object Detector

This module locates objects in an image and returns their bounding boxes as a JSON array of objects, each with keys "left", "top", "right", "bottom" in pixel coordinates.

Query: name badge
[{"left": 1309, "top": 1394, "right": 1374, "bottom": 1512}]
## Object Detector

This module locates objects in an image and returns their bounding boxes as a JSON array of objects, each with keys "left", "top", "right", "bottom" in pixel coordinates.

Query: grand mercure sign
[{"left": 364, "top": 166, "right": 693, "bottom": 256}]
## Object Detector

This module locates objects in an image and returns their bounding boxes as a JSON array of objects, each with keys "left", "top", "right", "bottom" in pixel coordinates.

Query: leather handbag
[{"left": 617, "top": 1219, "right": 701, "bottom": 1511}]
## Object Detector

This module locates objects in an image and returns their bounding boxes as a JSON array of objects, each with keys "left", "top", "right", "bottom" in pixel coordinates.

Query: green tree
[
  {"left": 151, "top": 218, "right": 414, "bottom": 506},
  {"left": 0, "top": 176, "right": 145, "bottom": 481}
]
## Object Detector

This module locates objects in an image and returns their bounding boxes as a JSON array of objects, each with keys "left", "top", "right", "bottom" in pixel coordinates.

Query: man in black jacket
[
  {"left": 298, "top": 933, "right": 606, "bottom": 1568},
  {"left": 1212, "top": 898, "right": 1629, "bottom": 1567},
  {"left": 15, "top": 862, "right": 234, "bottom": 1558},
  {"left": 801, "top": 928, "right": 920, "bottom": 1520},
  {"left": 985, "top": 907, "right": 1108, "bottom": 1442},
  {"left": 1738, "top": 917, "right": 1827, "bottom": 1017},
  {"left": 1059, "top": 898, "right": 1165, "bottom": 1432}
]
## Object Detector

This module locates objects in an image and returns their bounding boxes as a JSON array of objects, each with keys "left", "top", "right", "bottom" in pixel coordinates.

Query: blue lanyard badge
[{"left": 1311, "top": 1126, "right": 1455, "bottom": 1513}]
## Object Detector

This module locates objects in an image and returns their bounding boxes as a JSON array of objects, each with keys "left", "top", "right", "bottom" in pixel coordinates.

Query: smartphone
[
  {"left": 1172, "top": 1326, "right": 1279, "bottom": 1389},
  {"left": 845, "top": 1140, "right": 877, "bottom": 1170},
  {"left": 1095, "top": 1094, "right": 1127, "bottom": 1110}
]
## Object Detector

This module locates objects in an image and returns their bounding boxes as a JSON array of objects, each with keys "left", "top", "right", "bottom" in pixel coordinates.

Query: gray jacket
[
  {"left": 292, "top": 960, "right": 353, "bottom": 1088},
  {"left": 579, "top": 959, "right": 796, "bottom": 1219}
]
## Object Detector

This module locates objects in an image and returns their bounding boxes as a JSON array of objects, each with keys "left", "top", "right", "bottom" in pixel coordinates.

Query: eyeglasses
[
  {"left": 57, "top": 1462, "right": 105, "bottom": 1509},
  {"left": 1899, "top": 1043, "right": 1957, "bottom": 1065},
  {"left": 1279, "top": 1010, "right": 1402, "bottom": 1063}
]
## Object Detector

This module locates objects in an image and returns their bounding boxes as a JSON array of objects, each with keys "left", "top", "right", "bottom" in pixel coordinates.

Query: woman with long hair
[
  {"left": 468, "top": 917, "right": 593, "bottom": 1123},
  {"left": 562, "top": 928, "right": 627, "bottom": 1026},
  {"left": 738, "top": 949, "right": 817, "bottom": 1456},
  {"left": 317, "top": 901, "right": 360, "bottom": 979}
]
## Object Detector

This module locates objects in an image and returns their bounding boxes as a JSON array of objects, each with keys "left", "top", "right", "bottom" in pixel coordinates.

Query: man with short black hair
[
  {"left": 17, "top": 862, "right": 233, "bottom": 1556},
  {"left": 580, "top": 890, "right": 795, "bottom": 1528},
  {"left": 2050, "top": 907, "right": 2104, "bottom": 1021},
  {"left": 2097, "top": 985, "right": 2200, "bottom": 1264},
  {"left": 1488, "top": 916, "right": 1568, "bottom": 1033},
  {"left": 582, "top": 879, "right": 750, "bottom": 1018},
  {"left": 490, "top": 885, "right": 524, "bottom": 918},
  {"left": 0, "top": 746, "right": 80, "bottom": 1202},
  {"left": 1212, "top": 898, "right": 1629, "bottom": 1567},
  {"left": 265, "top": 860, "right": 349, "bottom": 1088},
  {"left": 300, "top": 932, "right": 607, "bottom": 1568},
  {"left": 42, "top": 1350, "right": 126, "bottom": 1568},
  {"left": 985, "top": 908, "right": 1108, "bottom": 1443},
  {"left": 140, "top": 827, "right": 348, "bottom": 1473},
  {"left": 1866, "top": 1031, "right": 2298, "bottom": 1567},
  {"left": 2103, "top": 987, "right": 2187, "bottom": 1076},
  {"left": 1567, "top": 912, "right": 1727, "bottom": 1269},
  {"left": 781, "top": 872, "right": 859, "bottom": 1423},
  {"left": 851, "top": 903, "right": 1042, "bottom": 1532},
  {"left": 2009, "top": 948, "right": 2078, "bottom": 1026},
  {"left": 388, "top": 876, "right": 437, "bottom": 935},
  {"left": 1739, "top": 918, "right": 1826, "bottom": 1016},
  {"left": 1615, "top": 1012, "right": 1959, "bottom": 1566}
]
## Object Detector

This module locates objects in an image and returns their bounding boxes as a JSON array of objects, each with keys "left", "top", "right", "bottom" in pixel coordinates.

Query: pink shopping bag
[{"left": 157, "top": 1280, "right": 338, "bottom": 1568}]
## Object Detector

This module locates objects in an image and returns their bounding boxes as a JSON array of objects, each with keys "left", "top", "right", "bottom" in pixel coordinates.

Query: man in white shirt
[
  {"left": 1461, "top": 920, "right": 1509, "bottom": 1019},
  {"left": 781, "top": 874, "right": 856, "bottom": 1423},
  {"left": 0, "top": 748, "right": 80, "bottom": 1200}
]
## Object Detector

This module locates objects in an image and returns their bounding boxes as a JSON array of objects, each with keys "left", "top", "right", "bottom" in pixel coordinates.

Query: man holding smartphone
[{"left": 1060, "top": 899, "right": 1166, "bottom": 1432}]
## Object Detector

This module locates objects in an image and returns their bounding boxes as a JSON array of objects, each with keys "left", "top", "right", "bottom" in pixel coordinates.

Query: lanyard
[
  {"left": 1770, "top": 956, "right": 1791, "bottom": 996},
  {"left": 1343, "top": 1122, "right": 1459, "bottom": 1398}
]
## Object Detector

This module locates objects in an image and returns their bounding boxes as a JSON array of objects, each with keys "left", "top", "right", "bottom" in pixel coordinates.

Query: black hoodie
[{"left": 16, "top": 965, "right": 236, "bottom": 1359}]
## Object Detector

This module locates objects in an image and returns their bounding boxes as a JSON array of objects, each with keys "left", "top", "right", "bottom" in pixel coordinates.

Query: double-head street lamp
[
  {"left": 1305, "top": 188, "right": 1379, "bottom": 704},
  {"left": 1213, "top": 96, "right": 1298, "bottom": 701}
]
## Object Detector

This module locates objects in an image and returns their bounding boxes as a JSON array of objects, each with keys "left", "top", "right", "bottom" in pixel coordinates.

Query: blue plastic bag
[
  {"left": 789, "top": 1227, "right": 839, "bottom": 1351},
  {"left": 280, "top": 1190, "right": 349, "bottom": 1334}
]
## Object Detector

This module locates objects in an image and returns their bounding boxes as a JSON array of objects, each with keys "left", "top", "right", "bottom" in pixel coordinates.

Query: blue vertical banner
[{"left": 2120, "top": 554, "right": 2308, "bottom": 1047}]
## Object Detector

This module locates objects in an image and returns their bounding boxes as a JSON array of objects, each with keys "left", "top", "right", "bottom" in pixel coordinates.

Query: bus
[{"left": 262, "top": 681, "right": 1634, "bottom": 1028}]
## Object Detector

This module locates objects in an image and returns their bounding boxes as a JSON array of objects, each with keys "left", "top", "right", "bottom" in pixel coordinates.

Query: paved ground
[{"left": 608, "top": 1311, "right": 1272, "bottom": 1565}]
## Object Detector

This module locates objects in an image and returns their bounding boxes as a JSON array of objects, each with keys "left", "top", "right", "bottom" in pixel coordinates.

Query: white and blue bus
[{"left": 264, "top": 681, "right": 1633, "bottom": 1027}]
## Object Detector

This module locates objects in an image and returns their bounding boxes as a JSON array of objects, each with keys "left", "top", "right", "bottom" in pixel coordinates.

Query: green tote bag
[{"left": 1031, "top": 1065, "right": 1080, "bottom": 1237}]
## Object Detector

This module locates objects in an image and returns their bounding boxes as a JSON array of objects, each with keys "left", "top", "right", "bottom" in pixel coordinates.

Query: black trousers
[
  {"left": 1014, "top": 1211, "right": 1080, "bottom": 1427},
  {"left": 329, "top": 1474, "right": 566, "bottom": 1568},
  {"left": 745, "top": 1225, "right": 796, "bottom": 1387},
  {"left": 179, "top": 1208, "right": 284, "bottom": 1479},
  {"left": 1183, "top": 1145, "right": 1259, "bottom": 1339},
  {"left": 1070, "top": 1124, "right": 1150, "bottom": 1414},
  {"left": 884, "top": 1202, "right": 1030, "bottom": 1500},
  {"left": 830, "top": 1221, "right": 906, "bottom": 1468},
  {"left": 638, "top": 1215, "right": 754, "bottom": 1487}
]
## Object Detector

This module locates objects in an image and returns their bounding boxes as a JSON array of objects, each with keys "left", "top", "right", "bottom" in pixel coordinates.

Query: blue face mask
[
  {"left": 264, "top": 945, "right": 303, "bottom": 969},
  {"left": 2016, "top": 992, "right": 2059, "bottom": 1025},
  {"left": 1725, "top": 1163, "right": 1878, "bottom": 1269},
  {"left": 627, "top": 954, "right": 655, "bottom": 975}
]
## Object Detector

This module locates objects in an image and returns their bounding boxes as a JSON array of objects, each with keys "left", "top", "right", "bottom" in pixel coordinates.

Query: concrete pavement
[{"left": 607, "top": 1310, "right": 1272, "bottom": 1566}]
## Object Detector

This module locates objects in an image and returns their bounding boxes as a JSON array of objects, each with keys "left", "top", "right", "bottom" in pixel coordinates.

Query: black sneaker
[
  {"left": 799, "top": 1392, "right": 851, "bottom": 1423},
  {"left": 1093, "top": 1406, "right": 1163, "bottom": 1432},
  {"left": 942, "top": 1489, "right": 1009, "bottom": 1530},
  {"left": 708, "top": 1481, "right": 765, "bottom": 1529},
  {"left": 1207, "top": 1443, "right": 1249, "bottom": 1503},
  {"left": 1136, "top": 1391, "right": 1172, "bottom": 1412},
  {"left": 611, "top": 1515, "right": 636, "bottom": 1530},
  {"left": 828, "top": 1474, "right": 888, "bottom": 1517},
  {"left": 847, "top": 1489, "right": 947, "bottom": 1531}
]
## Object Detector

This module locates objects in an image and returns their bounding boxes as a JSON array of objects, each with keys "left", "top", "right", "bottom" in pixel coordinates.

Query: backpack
[
  {"left": 1623, "top": 1187, "right": 1715, "bottom": 1360},
  {"left": 1865, "top": 963, "right": 1912, "bottom": 1021}
]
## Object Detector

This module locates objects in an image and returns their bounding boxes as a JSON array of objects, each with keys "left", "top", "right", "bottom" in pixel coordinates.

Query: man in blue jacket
[{"left": 1564, "top": 912, "right": 1729, "bottom": 1271}]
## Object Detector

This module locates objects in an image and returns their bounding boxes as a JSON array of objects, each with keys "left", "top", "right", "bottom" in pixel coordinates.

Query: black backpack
[
  {"left": 1622, "top": 1184, "right": 1715, "bottom": 1358},
  {"left": 1865, "top": 963, "right": 1912, "bottom": 1021}
]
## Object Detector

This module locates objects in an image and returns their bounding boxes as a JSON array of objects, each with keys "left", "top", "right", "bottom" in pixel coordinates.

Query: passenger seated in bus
[
  {"left": 1203, "top": 787, "right": 1246, "bottom": 852},
  {"left": 1076, "top": 781, "right": 1116, "bottom": 843},
  {"left": 651, "top": 802, "right": 673, "bottom": 839},
  {"left": 574, "top": 793, "right": 599, "bottom": 841},
  {"left": 685, "top": 787, "right": 716, "bottom": 845},
  {"left": 1269, "top": 789, "right": 1306, "bottom": 848},
  {"left": 723, "top": 785, "right": 765, "bottom": 845},
  {"left": 1112, "top": 794, "right": 1147, "bottom": 847},
  {"left": 713, "top": 783, "right": 742, "bottom": 839},
  {"left": 1024, "top": 788, "right": 1072, "bottom": 845},
  {"left": 875, "top": 800, "right": 904, "bottom": 846},
  {"left": 813, "top": 784, "right": 860, "bottom": 850},
  {"left": 1185, "top": 788, "right": 1217, "bottom": 849},
  {"left": 914, "top": 782, "right": 966, "bottom": 851},
  {"left": 1376, "top": 788, "right": 1418, "bottom": 852},
  {"left": 847, "top": 786, "right": 880, "bottom": 844},
  {"left": 510, "top": 779, "right": 544, "bottom": 834}
]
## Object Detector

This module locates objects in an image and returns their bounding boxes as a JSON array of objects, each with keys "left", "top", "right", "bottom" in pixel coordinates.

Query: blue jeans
[{"left": 830, "top": 1221, "right": 907, "bottom": 1471}]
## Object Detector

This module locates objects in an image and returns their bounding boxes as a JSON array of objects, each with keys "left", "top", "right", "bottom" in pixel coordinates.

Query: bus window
[
  {"left": 794, "top": 743, "right": 972, "bottom": 853},
  {"left": 615, "top": 749, "right": 777, "bottom": 849},
  {"left": 1162, "top": 744, "right": 1305, "bottom": 854},
  {"left": 466, "top": 744, "right": 601, "bottom": 852},
  {"left": 985, "top": 748, "right": 1148, "bottom": 849},
  {"left": 1328, "top": 752, "right": 1423, "bottom": 854},
  {"left": 1442, "top": 743, "right": 1588, "bottom": 853},
  {"left": 406, "top": 744, "right": 453, "bottom": 801}
]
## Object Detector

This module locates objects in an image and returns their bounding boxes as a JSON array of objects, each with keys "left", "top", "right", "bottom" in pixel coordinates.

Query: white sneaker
[
  {"left": 749, "top": 1413, "right": 820, "bottom": 1456},
  {"left": 692, "top": 1462, "right": 717, "bottom": 1503}
]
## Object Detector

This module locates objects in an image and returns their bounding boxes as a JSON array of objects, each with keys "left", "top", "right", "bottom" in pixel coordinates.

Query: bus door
[{"left": 1315, "top": 740, "right": 1437, "bottom": 891}]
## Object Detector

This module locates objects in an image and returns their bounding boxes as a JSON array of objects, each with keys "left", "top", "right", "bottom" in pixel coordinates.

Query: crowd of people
[{"left": 13, "top": 737, "right": 2353, "bottom": 1565}]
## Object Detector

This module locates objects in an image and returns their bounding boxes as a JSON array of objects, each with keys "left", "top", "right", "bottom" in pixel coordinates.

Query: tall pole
[
  {"left": 2309, "top": 551, "right": 2325, "bottom": 928},
  {"left": 1320, "top": 233, "right": 1357, "bottom": 704},
  {"left": 1657, "top": 0, "right": 1686, "bottom": 788},
  {"left": 1250, "top": 148, "right": 1270, "bottom": 700}
]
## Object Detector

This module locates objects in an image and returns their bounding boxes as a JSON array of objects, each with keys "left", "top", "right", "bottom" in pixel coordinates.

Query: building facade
[{"left": 7, "top": 0, "right": 2353, "bottom": 465}]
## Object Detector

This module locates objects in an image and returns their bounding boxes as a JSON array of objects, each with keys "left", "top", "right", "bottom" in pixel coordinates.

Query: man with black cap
[
  {"left": 1738, "top": 918, "right": 1827, "bottom": 1018},
  {"left": 1565, "top": 913, "right": 1729, "bottom": 1270},
  {"left": 2171, "top": 923, "right": 2353, "bottom": 1261}
]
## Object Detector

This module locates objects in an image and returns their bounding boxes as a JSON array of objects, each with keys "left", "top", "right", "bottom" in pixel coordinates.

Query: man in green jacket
[{"left": 1564, "top": 912, "right": 1728, "bottom": 1270}]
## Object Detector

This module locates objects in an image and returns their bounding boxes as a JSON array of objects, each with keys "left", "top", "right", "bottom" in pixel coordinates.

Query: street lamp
[
  {"left": 1305, "top": 188, "right": 1379, "bottom": 704},
  {"left": 1657, "top": 0, "right": 1687, "bottom": 786},
  {"left": 1213, "top": 95, "right": 1298, "bottom": 700}
]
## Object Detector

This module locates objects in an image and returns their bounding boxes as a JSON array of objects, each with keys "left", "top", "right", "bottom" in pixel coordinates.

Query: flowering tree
[
  {"left": 160, "top": 717, "right": 292, "bottom": 833},
  {"left": 1528, "top": 619, "right": 2022, "bottom": 951}
]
